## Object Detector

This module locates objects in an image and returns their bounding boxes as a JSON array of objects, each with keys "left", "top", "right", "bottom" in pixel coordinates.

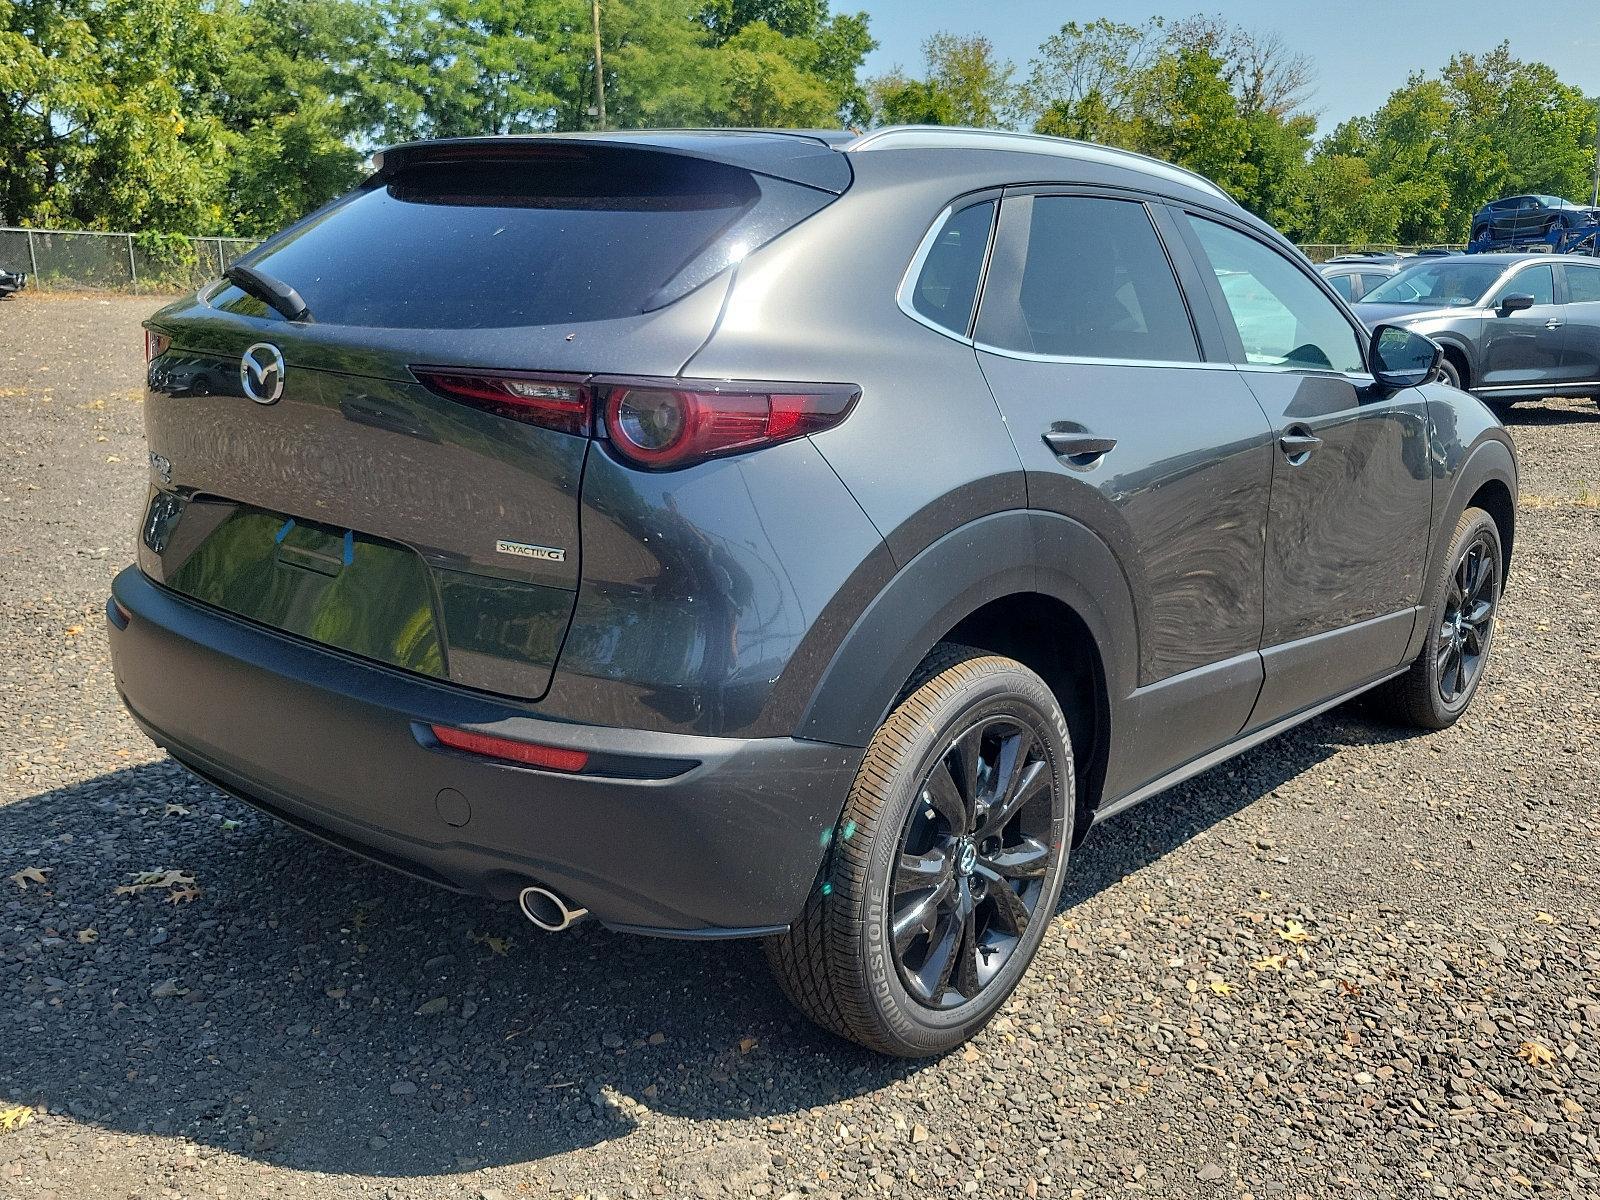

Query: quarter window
[
  {"left": 1185, "top": 216, "right": 1364, "bottom": 373},
  {"left": 1567, "top": 264, "right": 1600, "bottom": 303},
  {"left": 909, "top": 201, "right": 995, "bottom": 336},
  {"left": 1493, "top": 264, "right": 1554, "bottom": 306},
  {"left": 976, "top": 195, "right": 1198, "bottom": 362}
]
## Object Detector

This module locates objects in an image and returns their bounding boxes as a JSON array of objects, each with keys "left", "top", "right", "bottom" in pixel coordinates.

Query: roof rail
[{"left": 843, "top": 126, "right": 1235, "bottom": 204}]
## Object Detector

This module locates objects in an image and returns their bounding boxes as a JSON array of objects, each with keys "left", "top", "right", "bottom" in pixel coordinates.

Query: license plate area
[{"left": 162, "top": 503, "right": 447, "bottom": 680}]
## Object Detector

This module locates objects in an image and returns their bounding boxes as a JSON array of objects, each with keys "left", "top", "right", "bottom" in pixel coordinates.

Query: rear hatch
[{"left": 138, "top": 135, "right": 848, "bottom": 700}]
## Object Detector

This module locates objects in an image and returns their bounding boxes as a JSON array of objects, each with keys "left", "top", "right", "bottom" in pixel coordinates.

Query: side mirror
[
  {"left": 1368, "top": 324, "right": 1441, "bottom": 390},
  {"left": 1497, "top": 293, "right": 1535, "bottom": 314}
]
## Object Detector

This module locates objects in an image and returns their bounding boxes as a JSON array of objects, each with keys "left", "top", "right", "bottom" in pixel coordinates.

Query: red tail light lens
[
  {"left": 429, "top": 724, "right": 590, "bottom": 773},
  {"left": 603, "top": 383, "right": 859, "bottom": 469},
  {"left": 414, "top": 369, "right": 591, "bottom": 436},
  {"left": 144, "top": 330, "right": 170, "bottom": 362},
  {"left": 411, "top": 366, "right": 858, "bottom": 468}
]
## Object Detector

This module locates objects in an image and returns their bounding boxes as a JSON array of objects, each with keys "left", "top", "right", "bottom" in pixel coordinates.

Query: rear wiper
[{"left": 224, "top": 263, "right": 313, "bottom": 323}]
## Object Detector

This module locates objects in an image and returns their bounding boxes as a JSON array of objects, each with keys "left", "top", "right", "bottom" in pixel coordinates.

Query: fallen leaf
[
  {"left": 0, "top": 1105, "right": 32, "bottom": 1132},
  {"left": 64, "top": 625, "right": 83, "bottom": 637},
  {"left": 76, "top": 929, "right": 98, "bottom": 944},
  {"left": 1337, "top": 978, "right": 1361, "bottom": 996},
  {"left": 738, "top": 1036, "right": 758, "bottom": 1054},
  {"left": 115, "top": 869, "right": 195, "bottom": 896},
  {"left": 1208, "top": 980, "right": 1234, "bottom": 996},
  {"left": 164, "top": 803, "right": 190, "bottom": 817},
  {"left": 8, "top": 866, "right": 48, "bottom": 891},
  {"left": 220, "top": 818, "right": 240, "bottom": 831},
  {"left": 469, "top": 930, "right": 509, "bottom": 955},
  {"left": 1251, "top": 954, "right": 1287, "bottom": 972},
  {"left": 1277, "top": 920, "right": 1311, "bottom": 945},
  {"left": 1534, "top": 911, "right": 1555, "bottom": 924},
  {"left": 1518, "top": 1040, "right": 1556, "bottom": 1067},
  {"left": 167, "top": 886, "right": 201, "bottom": 905}
]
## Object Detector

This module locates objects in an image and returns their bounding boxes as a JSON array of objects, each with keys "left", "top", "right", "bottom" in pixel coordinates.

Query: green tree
[
  {"left": 1306, "top": 44, "right": 1597, "bottom": 243},
  {"left": 1024, "top": 18, "right": 1160, "bottom": 143},
  {"left": 868, "top": 31, "right": 1015, "bottom": 129},
  {"left": 1, "top": 0, "right": 230, "bottom": 231},
  {"left": 1127, "top": 48, "right": 1249, "bottom": 188},
  {"left": 212, "top": 0, "right": 379, "bottom": 233}
]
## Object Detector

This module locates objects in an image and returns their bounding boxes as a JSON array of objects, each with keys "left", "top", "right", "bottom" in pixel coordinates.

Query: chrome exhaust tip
[{"left": 518, "top": 885, "right": 588, "bottom": 932}]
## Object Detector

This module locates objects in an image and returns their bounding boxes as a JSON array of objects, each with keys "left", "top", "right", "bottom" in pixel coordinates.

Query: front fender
[{"left": 793, "top": 510, "right": 1138, "bottom": 748}]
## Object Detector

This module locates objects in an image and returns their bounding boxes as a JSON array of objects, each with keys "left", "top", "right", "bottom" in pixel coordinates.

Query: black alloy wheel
[
  {"left": 891, "top": 716, "right": 1055, "bottom": 1009},
  {"left": 1436, "top": 529, "right": 1499, "bottom": 705},
  {"left": 765, "top": 645, "right": 1073, "bottom": 1057},
  {"left": 1367, "top": 506, "right": 1503, "bottom": 730}
]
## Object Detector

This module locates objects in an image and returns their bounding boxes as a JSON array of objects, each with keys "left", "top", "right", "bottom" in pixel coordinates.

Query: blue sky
[{"left": 857, "top": 0, "right": 1600, "bottom": 133}]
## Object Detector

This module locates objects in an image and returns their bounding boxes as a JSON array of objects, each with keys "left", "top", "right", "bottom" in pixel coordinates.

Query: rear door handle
[
  {"left": 1278, "top": 430, "right": 1322, "bottom": 460},
  {"left": 1043, "top": 430, "right": 1117, "bottom": 460}
]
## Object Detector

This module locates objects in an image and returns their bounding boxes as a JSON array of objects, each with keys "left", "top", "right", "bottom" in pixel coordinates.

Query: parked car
[
  {"left": 1316, "top": 257, "right": 1403, "bottom": 303},
  {"left": 1470, "top": 195, "right": 1600, "bottom": 244},
  {"left": 0, "top": 265, "right": 26, "bottom": 297},
  {"left": 1354, "top": 252, "right": 1600, "bottom": 406},
  {"left": 110, "top": 127, "right": 1517, "bottom": 1056}
]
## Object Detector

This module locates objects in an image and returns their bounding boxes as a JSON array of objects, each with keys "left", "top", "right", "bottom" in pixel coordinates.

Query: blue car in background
[{"left": 1470, "top": 195, "right": 1600, "bottom": 244}]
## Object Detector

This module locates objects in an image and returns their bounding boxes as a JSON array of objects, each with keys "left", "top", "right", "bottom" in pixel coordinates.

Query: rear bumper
[{"left": 107, "top": 567, "right": 860, "bottom": 936}]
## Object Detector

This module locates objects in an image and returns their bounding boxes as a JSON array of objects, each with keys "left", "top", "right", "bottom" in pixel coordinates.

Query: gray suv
[
  {"left": 111, "top": 128, "right": 1517, "bottom": 1056},
  {"left": 1354, "top": 252, "right": 1600, "bottom": 407}
]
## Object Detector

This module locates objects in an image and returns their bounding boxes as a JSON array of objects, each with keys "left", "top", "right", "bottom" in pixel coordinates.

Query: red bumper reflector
[{"left": 429, "top": 725, "right": 589, "bottom": 773}]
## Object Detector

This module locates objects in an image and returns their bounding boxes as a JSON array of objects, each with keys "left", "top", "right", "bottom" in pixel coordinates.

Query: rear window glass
[
  {"left": 214, "top": 153, "right": 770, "bottom": 329},
  {"left": 910, "top": 201, "right": 994, "bottom": 335}
]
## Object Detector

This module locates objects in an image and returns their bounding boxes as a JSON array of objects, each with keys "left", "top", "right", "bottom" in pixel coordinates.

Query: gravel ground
[{"left": 2, "top": 292, "right": 1598, "bottom": 1200}]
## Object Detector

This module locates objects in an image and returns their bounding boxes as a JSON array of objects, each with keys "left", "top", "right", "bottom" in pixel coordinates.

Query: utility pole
[
  {"left": 591, "top": 0, "right": 606, "bottom": 131},
  {"left": 1590, "top": 99, "right": 1599, "bottom": 208}
]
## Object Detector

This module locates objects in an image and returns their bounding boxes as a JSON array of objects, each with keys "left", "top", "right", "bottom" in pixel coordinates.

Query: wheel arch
[
  {"left": 1402, "top": 433, "right": 1517, "bottom": 664},
  {"left": 1432, "top": 333, "right": 1477, "bottom": 389},
  {"left": 795, "top": 510, "right": 1137, "bottom": 834}
]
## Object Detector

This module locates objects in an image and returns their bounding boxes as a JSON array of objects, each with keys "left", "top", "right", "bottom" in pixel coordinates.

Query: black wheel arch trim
[
  {"left": 794, "top": 509, "right": 1138, "bottom": 749},
  {"left": 1431, "top": 333, "right": 1477, "bottom": 385},
  {"left": 1402, "top": 434, "right": 1516, "bottom": 664}
]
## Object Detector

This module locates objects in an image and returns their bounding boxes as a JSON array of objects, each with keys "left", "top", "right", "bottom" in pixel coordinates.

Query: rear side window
[
  {"left": 1185, "top": 216, "right": 1363, "bottom": 373},
  {"left": 976, "top": 195, "right": 1199, "bottom": 362},
  {"left": 1568, "top": 264, "right": 1600, "bottom": 303},
  {"left": 1326, "top": 273, "right": 1356, "bottom": 300},
  {"left": 1358, "top": 273, "right": 1390, "bottom": 295},
  {"left": 214, "top": 151, "right": 829, "bottom": 329},
  {"left": 909, "top": 201, "right": 994, "bottom": 335}
]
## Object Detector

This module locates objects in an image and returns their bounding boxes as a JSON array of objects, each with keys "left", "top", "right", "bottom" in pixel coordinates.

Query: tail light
[
  {"left": 413, "top": 367, "right": 859, "bottom": 470},
  {"left": 413, "top": 370, "right": 591, "bottom": 436},
  {"left": 144, "top": 330, "right": 171, "bottom": 362}
]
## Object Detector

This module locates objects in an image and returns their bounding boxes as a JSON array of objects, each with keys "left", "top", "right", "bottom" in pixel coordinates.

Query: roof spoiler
[{"left": 372, "top": 132, "right": 853, "bottom": 195}]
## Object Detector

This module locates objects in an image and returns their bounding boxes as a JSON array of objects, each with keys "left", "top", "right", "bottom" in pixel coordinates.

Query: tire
[
  {"left": 1367, "top": 507, "right": 1503, "bottom": 730},
  {"left": 765, "top": 644, "right": 1074, "bottom": 1057},
  {"left": 1434, "top": 355, "right": 1462, "bottom": 390},
  {"left": 1471, "top": 225, "right": 1488, "bottom": 244}
]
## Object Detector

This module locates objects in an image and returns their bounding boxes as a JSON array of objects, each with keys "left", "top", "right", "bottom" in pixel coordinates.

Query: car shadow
[
  {"left": 0, "top": 705, "right": 1407, "bottom": 1176},
  {"left": 1498, "top": 398, "right": 1599, "bottom": 426}
]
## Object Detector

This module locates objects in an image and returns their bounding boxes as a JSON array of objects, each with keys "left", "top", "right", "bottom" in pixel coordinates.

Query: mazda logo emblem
[{"left": 240, "top": 343, "right": 285, "bottom": 404}]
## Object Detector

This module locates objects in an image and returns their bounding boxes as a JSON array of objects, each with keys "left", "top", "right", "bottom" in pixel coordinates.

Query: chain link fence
[
  {"left": 0, "top": 227, "right": 259, "bottom": 294},
  {"left": 1298, "top": 244, "right": 1467, "bottom": 262},
  {"left": 1, "top": 226, "right": 1471, "bottom": 294}
]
